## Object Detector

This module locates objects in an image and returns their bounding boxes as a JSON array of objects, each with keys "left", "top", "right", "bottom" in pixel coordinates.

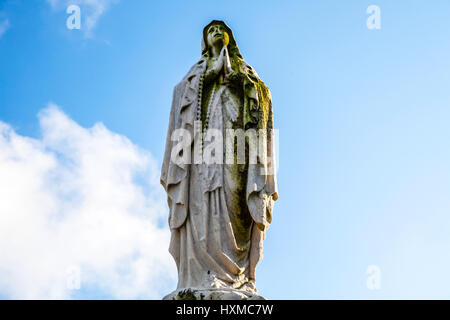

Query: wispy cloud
[
  {"left": 0, "top": 104, "right": 176, "bottom": 299},
  {"left": 46, "top": 0, "right": 118, "bottom": 37},
  {"left": 0, "top": 18, "right": 10, "bottom": 38}
]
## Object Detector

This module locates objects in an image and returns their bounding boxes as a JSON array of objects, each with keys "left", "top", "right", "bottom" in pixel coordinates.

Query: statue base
[{"left": 163, "top": 288, "right": 266, "bottom": 300}]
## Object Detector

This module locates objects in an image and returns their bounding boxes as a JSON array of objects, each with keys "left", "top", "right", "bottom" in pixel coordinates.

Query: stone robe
[{"left": 161, "top": 21, "right": 278, "bottom": 295}]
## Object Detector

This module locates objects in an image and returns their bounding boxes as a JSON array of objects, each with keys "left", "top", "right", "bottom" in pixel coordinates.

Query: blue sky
[{"left": 1, "top": 0, "right": 450, "bottom": 299}]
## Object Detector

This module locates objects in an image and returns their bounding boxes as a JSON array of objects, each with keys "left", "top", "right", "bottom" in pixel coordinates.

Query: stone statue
[{"left": 161, "top": 20, "right": 278, "bottom": 300}]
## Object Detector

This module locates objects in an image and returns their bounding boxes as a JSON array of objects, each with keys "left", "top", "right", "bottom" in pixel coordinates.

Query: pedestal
[{"left": 163, "top": 288, "right": 266, "bottom": 300}]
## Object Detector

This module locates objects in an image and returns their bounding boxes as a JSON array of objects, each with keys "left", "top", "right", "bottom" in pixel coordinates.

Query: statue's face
[{"left": 206, "top": 24, "right": 226, "bottom": 48}]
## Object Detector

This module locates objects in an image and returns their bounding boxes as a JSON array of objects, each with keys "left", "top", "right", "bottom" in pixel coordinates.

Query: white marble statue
[{"left": 161, "top": 20, "right": 278, "bottom": 300}]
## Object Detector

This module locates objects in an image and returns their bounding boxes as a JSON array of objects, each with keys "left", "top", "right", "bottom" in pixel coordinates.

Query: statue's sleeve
[
  {"left": 161, "top": 61, "right": 206, "bottom": 230},
  {"left": 246, "top": 78, "right": 278, "bottom": 235},
  {"left": 160, "top": 82, "right": 190, "bottom": 230}
]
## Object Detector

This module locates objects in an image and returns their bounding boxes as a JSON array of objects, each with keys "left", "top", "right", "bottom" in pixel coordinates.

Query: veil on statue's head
[{"left": 201, "top": 20, "right": 243, "bottom": 60}]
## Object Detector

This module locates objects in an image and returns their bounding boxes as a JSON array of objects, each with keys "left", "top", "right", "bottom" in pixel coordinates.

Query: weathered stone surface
[
  {"left": 160, "top": 20, "right": 278, "bottom": 300},
  {"left": 163, "top": 288, "right": 266, "bottom": 301}
]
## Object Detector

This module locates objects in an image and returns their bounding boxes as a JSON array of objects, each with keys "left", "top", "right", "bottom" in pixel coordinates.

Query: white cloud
[
  {"left": 0, "top": 19, "right": 10, "bottom": 38},
  {"left": 47, "top": 0, "right": 118, "bottom": 37},
  {"left": 0, "top": 104, "right": 176, "bottom": 299}
]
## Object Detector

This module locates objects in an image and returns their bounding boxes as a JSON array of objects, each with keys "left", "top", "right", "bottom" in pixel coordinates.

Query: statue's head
[
  {"left": 206, "top": 23, "right": 229, "bottom": 50},
  {"left": 201, "top": 20, "right": 242, "bottom": 59}
]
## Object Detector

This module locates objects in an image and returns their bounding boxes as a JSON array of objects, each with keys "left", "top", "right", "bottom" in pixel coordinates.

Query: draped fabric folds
[{"left": 160, "top": 20, "right": 277, "bottom": 293}]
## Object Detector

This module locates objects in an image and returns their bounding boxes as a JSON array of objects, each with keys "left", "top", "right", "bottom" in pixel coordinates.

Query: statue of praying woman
[{"left": 161, "top": 20, "right": 278, "bottom": 300}]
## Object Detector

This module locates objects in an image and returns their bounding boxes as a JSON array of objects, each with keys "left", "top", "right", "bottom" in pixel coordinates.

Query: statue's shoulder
[
  {"left": 170, "top": 58, "right": 207, "bottom": 116},
  {"left": 172, "top": 58, "right": 205, "bottom": 93},
  {"left": 240, "top": 60, "right": 267, "bottom": 87},
  {"left": 241, "top": 60, "right": 271, "bottom": 92},
  {"left": 182, "top": 59, "right": 206, "bottom": 81}
]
